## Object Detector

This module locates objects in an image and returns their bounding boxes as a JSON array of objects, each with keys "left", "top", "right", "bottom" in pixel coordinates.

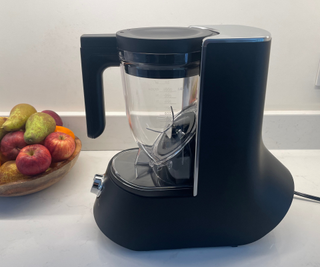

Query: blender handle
[{"left": 80, "top": 34, "right": 120, "bottom": 138}]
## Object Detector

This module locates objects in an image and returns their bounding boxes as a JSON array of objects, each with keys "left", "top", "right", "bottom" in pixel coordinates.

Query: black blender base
[{"left": 93, "top": 148, "right": 294, "bottom": 251}]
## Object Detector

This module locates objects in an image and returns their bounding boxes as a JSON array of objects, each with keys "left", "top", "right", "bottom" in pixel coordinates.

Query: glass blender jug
[{"left": 81, "top": 27, "right": 213, "bottom": 192}]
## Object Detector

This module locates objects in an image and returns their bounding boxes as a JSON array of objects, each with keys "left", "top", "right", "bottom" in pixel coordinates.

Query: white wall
[{"left": 1, "top": 0, "right": 320, "bottom": 113}]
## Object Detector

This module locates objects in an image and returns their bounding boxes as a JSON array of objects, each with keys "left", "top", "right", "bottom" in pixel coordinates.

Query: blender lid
[{"left": 116, "top": 27, "right": 214, "bottom": 53}]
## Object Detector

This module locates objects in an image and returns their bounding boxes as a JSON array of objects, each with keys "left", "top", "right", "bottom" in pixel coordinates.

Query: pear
[
  {"left": 0, "top": 117, "right": 8, "bottom": 141},
  {"left": 24, "top": 112, "right": 56, "bottom": 144},
  {"left": 2, "top": 104, "right": 37, "bottom": 132},
  {"left": 0, "top": 161, "right": 30, "bottom": 185}
]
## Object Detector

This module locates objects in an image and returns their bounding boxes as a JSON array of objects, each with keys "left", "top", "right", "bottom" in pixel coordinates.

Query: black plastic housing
[
  {"left": 91, "top": 37, "right": 294, "bottom": 250},
  {"left": 80, "top": 34, "right": 120, "bottom": 138}
]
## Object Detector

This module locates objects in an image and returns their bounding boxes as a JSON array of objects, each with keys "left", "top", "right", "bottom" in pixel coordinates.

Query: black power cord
[{"left": 294, "top": 191, "right": 320, "bottom": 202}]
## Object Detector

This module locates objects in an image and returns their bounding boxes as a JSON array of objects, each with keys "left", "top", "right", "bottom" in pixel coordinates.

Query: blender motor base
[{"left": 92, "top": 148, "right": 294, "bottom": 251}]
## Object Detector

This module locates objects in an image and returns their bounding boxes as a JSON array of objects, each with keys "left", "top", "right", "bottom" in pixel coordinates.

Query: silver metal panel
[{"left": 191, "top": 25, "right": 271, "bottom": 44}]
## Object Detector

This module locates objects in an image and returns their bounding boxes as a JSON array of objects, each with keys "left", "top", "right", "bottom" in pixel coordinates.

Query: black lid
[{"left": 116, "top": 27, "right": 213, "bottom": 53}]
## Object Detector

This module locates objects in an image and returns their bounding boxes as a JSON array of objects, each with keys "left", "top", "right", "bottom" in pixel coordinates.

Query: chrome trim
[
  {"left": 192, "top": 50, "right": 206, "bottom": 197},
  {"left": 193, "top": 114, "right": 199, "bottom": 197},
  {"left": 91, "top": 174, "right": 105, "bottom": 197},
  {"left": 190, "top": 25, "right": 271, "bottom": 43}
]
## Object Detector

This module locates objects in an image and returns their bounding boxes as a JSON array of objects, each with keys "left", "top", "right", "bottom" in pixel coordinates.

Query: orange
[{"left": 54, "top": 126, "right": 75, "bottom": 140}]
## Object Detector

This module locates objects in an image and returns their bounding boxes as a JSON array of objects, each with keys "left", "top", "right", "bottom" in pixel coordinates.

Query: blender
[{"left": 81, "top": 25, "right": 294, "bottom": 250}]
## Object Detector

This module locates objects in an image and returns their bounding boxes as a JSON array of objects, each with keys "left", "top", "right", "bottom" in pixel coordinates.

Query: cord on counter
[{"left": 294, "top": 191, "right": 320, "bottom": 202}]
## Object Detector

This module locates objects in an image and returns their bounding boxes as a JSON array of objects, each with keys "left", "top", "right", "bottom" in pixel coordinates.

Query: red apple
[
  {"left": 16, "top": 144, "right": 52, "bottom": 176},
  {"left": 0, "top": 131, "right": 28, "bottom": 160},
  {"left": 41, "top": 110, "right": 63, "bottom": 126},
  {"left": 44, "top": 132, "right": 75, "bottom": 162}
]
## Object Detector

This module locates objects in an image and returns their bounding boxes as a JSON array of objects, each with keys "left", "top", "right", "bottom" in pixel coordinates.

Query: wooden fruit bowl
[{"left": 0, "top": 137, "right": 81, "bottom": 197}]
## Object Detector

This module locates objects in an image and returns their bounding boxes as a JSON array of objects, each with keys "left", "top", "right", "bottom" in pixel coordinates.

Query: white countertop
[{"left": 0, "top": 150, "right": 320, "bottom": 267}]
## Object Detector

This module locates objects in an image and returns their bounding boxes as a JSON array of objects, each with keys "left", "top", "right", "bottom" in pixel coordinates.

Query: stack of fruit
[{"left": 0, "top": 104, "right": 76, "bottom": 185}]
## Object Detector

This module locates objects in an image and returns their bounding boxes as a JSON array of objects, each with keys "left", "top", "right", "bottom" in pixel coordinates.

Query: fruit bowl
[{"left": 0, "top": 137, "right": 81, "bottom": 197}]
